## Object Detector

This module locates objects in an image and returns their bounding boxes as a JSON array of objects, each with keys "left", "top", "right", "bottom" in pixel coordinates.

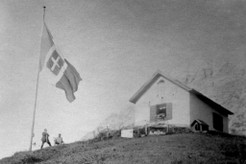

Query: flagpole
[{"left": 29, "top": 6, "right": 46, "bottom": 151}]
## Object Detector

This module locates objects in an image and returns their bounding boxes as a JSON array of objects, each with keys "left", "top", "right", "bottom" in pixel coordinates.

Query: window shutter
[
  {"left": 150, "top": 105, "right": 157, "bottom": 122},
  {"left": 166, "top": 103, "right": 172, "bottom": 120}
]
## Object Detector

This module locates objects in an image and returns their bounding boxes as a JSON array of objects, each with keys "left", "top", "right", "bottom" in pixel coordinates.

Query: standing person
[
  {"left": 54, "top": 133, "right": 64, "bottom": 145},
  {"left": 41, "top": 129, "right": 52, "bottom": 149}
]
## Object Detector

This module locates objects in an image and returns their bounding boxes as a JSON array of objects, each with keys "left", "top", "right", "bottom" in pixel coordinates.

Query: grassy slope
[{"left": 1, "top": 133, "right": 246, "bottom": 164}]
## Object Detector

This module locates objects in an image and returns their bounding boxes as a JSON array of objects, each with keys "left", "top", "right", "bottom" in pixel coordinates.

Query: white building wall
[
  {"left": 134, "top": 77, "right": 190, "bottom": 126},
  {"left": 189, "top": 94, "right": 229, "bottom": 132}
]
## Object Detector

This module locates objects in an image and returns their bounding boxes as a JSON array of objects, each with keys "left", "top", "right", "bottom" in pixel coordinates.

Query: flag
[
  {"left": 39, "top": 22, "right": 82, "bottom": 102},
  {"left": 56, "top": 59, "right": 82, "bottom": 102}
]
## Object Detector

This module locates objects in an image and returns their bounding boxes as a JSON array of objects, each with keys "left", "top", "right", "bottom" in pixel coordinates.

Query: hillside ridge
[{"left": 1, "top": 133, "right": 246, "bottom": 164}]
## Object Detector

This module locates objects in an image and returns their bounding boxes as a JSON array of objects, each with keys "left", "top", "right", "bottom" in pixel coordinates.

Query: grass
[{"left": 0, "top": 133, "right": 246, "bottom": 164}]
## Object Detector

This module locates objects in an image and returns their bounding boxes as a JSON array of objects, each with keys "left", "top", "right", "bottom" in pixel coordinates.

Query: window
[
  {"left": 156, "top": 104, "right": 166, "bottom": 120},
  {"left": 213, "top": 113, "right": 223, "bottom": 131},
  {"left": 150, "top": 103, "right": 172, "bottom": 122}
]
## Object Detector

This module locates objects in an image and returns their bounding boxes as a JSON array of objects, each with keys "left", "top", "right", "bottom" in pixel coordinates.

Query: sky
[{"left": 1, "top": 0, "right": 246, "bottom": 159}]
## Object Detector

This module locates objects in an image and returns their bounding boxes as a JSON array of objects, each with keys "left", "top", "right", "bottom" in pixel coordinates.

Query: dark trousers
[{"left": 41, "top": 140, "right": 52, "bottom": 149}]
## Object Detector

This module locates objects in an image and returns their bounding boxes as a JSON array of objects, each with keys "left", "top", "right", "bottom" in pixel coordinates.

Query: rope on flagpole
[
  {"left": 29, "top": 6, "right": 46, "bottom": 152},
  {"left": 43, "top": 6, "right": 46, "bottom": 21}
]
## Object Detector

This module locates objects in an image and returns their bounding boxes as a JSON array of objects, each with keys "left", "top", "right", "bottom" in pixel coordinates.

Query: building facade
[{"left": 129, "top": 71, "right": 233, "bottom": 133}]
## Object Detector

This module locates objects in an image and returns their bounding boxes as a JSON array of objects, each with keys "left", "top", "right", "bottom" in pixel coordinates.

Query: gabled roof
[{"left": 129, "top": 70, "right": 233, "bottom": 115}]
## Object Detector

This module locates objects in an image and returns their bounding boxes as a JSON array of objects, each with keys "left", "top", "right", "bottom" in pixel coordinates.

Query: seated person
[{"left": 54, "top": 133, "right": 64, "bottom": 145}]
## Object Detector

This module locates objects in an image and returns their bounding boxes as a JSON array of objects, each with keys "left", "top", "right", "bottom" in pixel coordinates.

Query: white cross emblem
[
  {"left": 46, "top": 49, "right": 64, "bottom": 75},
  {"left": 44, "top": 45, "right": 67, "bottom": 79},
  {"left": 51, "top": 56, "right": 61, "bottom": 71}
]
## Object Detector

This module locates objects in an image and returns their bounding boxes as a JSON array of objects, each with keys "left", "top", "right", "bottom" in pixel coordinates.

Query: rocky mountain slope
[{"left": 183, "top": 62, "right": 246, "bottom": 135}]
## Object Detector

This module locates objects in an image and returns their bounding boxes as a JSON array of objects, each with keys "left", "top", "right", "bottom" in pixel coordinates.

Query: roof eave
[
  {"left": 129, "top": 70, "right": 192, "bottom": 104},
  {"left": 129, "top": 72, "right": 161, "bottom": 104},
  {"left": 191, "top": 89, "right": 234, "bottom": 115},
  {"left": 129, "top": 71, "right": 233, "bottom": 116}
]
